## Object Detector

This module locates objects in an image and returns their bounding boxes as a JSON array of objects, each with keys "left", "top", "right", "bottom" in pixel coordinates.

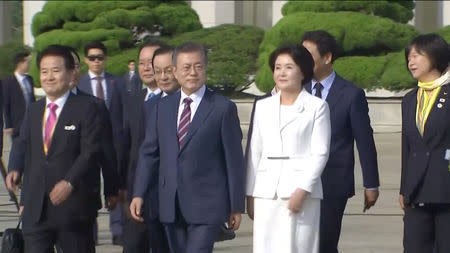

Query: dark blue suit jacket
[
  {"left": 78, "top": 72, "right": 126, "bottom": 188},
  {"left": 134, "top": 88, "right": 245, "bottom": 224},
  {"left": 401, "top": 83, "right": 450, "bottom": 204},
  {"left": 306, "top": 74, "right": 379, "bottom": 198},
  {"left": 2, "top": 75, "right": 36, "bottom": 138}
]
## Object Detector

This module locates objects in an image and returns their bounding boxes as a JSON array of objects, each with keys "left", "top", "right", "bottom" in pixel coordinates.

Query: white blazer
[{"left": 246, "top": 89, "right": 331, "bottom": 199}]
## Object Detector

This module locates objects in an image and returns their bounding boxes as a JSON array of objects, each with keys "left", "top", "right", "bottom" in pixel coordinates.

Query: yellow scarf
[{"left": 416, "top": 71, "right": 450, "bottom": 136}]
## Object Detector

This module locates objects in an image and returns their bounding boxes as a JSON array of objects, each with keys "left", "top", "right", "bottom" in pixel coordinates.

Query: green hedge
[
  {"left": 61, "top": 5, "right": 201, "bottom": 36},
  {"left": 166, "top": 24, "right": 264, "bottom": 92},
  {"left": 0, "top": 41, "right": 31, "bottom": 79},
  {"left": 256, "top": 11, "right": 419, "bottom": 92},
  {"left": 33, "top": 28, "right": 133, "bottom": 53},
  {"left": 29, "top": 25, "right": 264, "bottom": 90},
  {"left": 32, "top": 1, "right": 178, "bottom": 36},
  {"left": 282, "top": 0, "right": 414, "bottom": 23},
  {"left": 334, "top": 52, "right": 415, "bottom": 91},
  {"left": 436, "top": 25, "right": 450, "bottom": 42}
]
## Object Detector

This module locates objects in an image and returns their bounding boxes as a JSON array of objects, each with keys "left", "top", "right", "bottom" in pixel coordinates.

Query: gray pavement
[{"left": 0, "top": 132, "right": 404, "bottom": 253}]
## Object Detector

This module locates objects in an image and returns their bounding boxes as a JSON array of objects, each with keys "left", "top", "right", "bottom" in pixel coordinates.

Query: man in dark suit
[
  {"left": 78, "top": 40, "right": 126, "bottom": 245},
  {"left": 130, "top": 42, "right": 245, "bottom": 253},
  {"left": 301, "top": 30, "right": 380, "bottom": 253},
  {"left": 2, "top": 50, "right": 36, "bottom": 139},
  {"left": 7, "top": 45, "right": 101, "bottom": 253},
  {"left": 122, "top": 41, "right": 171, "bottom": 253},
  {"left": 68, "top": 46, "right": 119, "bottom": 212},
  {"left": 123, "top": 59, "right": 141, "bottom": 95}
]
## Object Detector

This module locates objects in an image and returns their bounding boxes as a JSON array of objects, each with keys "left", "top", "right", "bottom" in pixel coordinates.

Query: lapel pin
[
  {"left": 439, "top": 98, "right": 446, "bottom": 103},
  {"left": 437, "top": 103, "right": 443, "bottom": 108}
]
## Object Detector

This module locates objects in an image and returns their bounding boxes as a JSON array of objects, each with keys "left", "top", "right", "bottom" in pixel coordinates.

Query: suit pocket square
[{"left": 64, "top": 125, "right": 76, "bottom": 131}]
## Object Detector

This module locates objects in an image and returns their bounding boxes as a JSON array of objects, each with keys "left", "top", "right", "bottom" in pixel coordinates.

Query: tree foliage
[
  {"left": 282, "top": 0, "right": 414, "bottom": 24},
  {"left": 256, "top": 11, "right": 419, "bottom": 92}
]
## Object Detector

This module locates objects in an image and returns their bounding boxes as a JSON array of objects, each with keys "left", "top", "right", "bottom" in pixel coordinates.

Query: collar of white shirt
[
  {"left": 14, "top": 72, "right": 27, "bottom": 84},
  {"left": 146, "top": 87, "right": 161, "bottom": 99},
  {"left": 88, "top": 70, "right": 105, "bottom": 80},
  {"left": 180, "top": 85, "right": 206, "bottom": 105},
  {"left": 311, "top": 70, "right": 336, "bottom": 95},
  {"left": 45, "top": 90, "right": 71, "bottom": 113}
]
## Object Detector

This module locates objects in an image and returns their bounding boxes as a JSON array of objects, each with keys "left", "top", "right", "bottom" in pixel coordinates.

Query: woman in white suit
[{"left": 246, "top": 44, "right": 331, "bottom": 253}]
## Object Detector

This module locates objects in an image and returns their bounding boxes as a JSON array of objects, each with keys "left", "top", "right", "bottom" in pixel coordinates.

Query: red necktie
[
  {"left": 178, "top": 97, "right": 193, "bottom": 147},
  {"left": 44, "top": 103, "right": 58, "bottom": 153}
]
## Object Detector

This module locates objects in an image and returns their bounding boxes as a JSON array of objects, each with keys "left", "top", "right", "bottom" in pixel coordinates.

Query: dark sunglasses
[{"left": 87, "top": 55, "right": 105, "bottom": 61}]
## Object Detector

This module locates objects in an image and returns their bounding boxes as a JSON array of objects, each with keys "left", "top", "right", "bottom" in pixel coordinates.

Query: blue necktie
[{"left": 22, "top": 76, "right": 32, "bottom": 106}]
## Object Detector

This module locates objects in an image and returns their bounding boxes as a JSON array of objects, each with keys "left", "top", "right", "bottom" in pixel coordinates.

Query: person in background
[
  {"left": 123, "top": 59, "right": 141, "bottom": 95},
  {"left": 78, "top": 40, "right": 126, "bottom": 245},
  {"left": 122, "top": 40, "right": 170, "bottom": 253},
  {"left": 399, "top": 33, "right": 450, "bottom": 253},
  {"left": 2, "top": 50, "right": 36, "bottom": 139},
  {"left": 301, "top": 30, "right": 380, "bottom": 253}
]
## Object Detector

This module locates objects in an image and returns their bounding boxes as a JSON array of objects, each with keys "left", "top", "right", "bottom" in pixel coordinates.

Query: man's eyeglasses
[{"left": 87, "top": 55, "right": 105, "bottom": 61}]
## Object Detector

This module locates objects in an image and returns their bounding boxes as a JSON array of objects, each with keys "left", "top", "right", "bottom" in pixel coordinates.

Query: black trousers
[
  {"left": 22, "top": 197, "right": 95, "bottom": 253},
  {"left": 23, "top": 220, "right": 95, "bottom": 253},
  {"left": 404, "top": 204, "right": 450, "bottom": 253},
  {"left": 319, "top": 196, "right": 348, "bottom": 253}
]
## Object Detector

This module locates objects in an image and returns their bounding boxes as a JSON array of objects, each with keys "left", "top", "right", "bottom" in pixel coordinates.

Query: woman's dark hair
[
  {"left": 405, "top": 34, "right": 450, "bottom": 74},
  {"left": 269, "top": 44, "right": 315, "bottom": 85}
]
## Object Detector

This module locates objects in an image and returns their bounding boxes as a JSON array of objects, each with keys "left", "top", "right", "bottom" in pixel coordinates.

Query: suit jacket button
[{"left": 426, "top": 152, "right": 430, "bottom": 156}]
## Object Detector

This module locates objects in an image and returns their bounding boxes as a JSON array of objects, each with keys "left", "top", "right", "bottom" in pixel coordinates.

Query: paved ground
[{"left": 0, "top": 132, "right": 404, "bottom": 253}]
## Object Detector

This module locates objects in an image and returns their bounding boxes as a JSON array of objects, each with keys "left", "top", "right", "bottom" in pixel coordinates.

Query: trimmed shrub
[
  {"left": 435, "top": 25, "right": 450, "bottom": 42},
  {"left": 256, "top": 11, "right": 419, "bottom": 92},
  {"left": 167, "top": 24, "right": 264, "bottom": 92},
  {"left": 33, "top": 28, "right": 133, "bottom": 52},
  {"left": 0, "top": 41, "right": 31, "bottom": 79},
  {"left": 32, "top": 1, "right": 193, "bottom": 37},
  {"left": 282, "top": 0, "right": 414, "bottom": 23}
]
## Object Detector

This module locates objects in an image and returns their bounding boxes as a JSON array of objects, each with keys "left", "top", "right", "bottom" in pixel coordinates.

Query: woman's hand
[{"left": 288, "top": 188, "right": 308, "bottom": 213}]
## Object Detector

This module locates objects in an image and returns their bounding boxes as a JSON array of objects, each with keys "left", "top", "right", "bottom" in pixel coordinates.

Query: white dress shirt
[{"left": 177, "top": 85, "right": 206, "bottom": 127}]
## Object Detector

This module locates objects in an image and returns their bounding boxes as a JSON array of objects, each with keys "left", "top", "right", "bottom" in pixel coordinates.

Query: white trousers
[{"left": 253, "top": 196, "right": 320, "bottom": 253}]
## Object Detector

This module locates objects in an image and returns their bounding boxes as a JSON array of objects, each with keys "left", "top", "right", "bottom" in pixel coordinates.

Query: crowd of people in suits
[{"left": 0, "top": 29, "right": 449, "bottom": 253}]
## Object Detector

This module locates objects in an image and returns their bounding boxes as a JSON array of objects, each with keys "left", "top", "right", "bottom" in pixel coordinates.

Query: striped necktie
[{"left": 177, "top": 97, "right": 193, "bottom": 147}]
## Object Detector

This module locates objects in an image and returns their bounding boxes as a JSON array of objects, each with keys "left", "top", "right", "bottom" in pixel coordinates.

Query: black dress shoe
[
  {"left": 215, "top": 224, "right": 236, "bottom": 242},
  {"left": 112, "top": 235, "right": 123, "bottom": 246}
]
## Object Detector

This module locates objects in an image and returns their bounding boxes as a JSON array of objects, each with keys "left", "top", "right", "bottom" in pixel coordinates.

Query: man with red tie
[{"left": 7, "top": 45, "right": 101, "bottom": 253}]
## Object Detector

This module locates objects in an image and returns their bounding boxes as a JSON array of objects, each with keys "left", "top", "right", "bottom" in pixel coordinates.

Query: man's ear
[{"left": 324, "top": 52, "right": 333, "bottom": 65}]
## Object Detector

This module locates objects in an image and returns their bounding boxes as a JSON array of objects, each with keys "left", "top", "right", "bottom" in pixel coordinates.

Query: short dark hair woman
[
  {"left": 246, "top": 44, "right": 331, "bottom": 253},
  {"left": 400, "top": 33, "right": 450, "bottom": 253}
]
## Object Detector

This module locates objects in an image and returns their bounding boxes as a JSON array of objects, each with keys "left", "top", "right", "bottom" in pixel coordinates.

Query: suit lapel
[
  {"left": 422, "top": 84, "right": 450, "bottom": 146},
  {"left": 33, "top": 100, "right": 46, "bottom": 157},
  {"left": 326, "top": 75, "right": 345, "bottom": 109},
  {"left": 179, "top": 89, "right": 214, "bottom": 153},
  {"left": 80, "top": 75, "right": 93, "bottom": 95},
  {"left": 167, "top": 92, "right": 181, "bottom": 153},
  {"left": 104, "top": 74, "right": 114, "bottom": 108}
]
